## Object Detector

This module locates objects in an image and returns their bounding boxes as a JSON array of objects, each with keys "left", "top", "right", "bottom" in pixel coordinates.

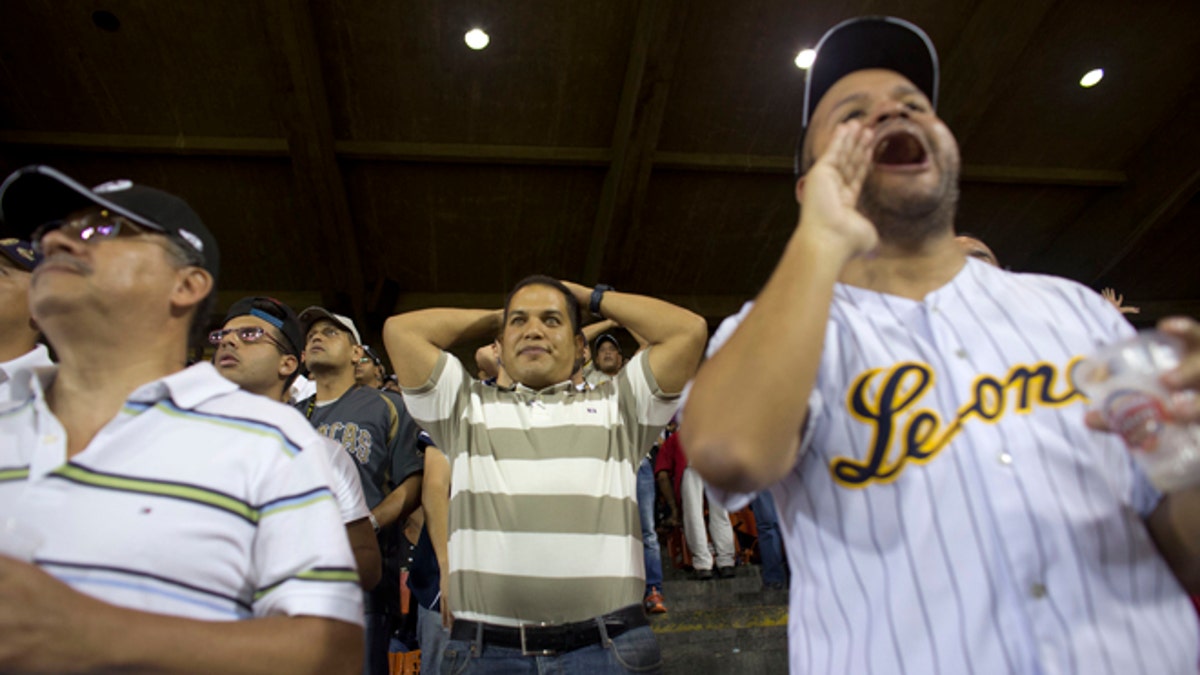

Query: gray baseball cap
[{"left": 298, "top": 306, "right": 362, "bottom": 345}]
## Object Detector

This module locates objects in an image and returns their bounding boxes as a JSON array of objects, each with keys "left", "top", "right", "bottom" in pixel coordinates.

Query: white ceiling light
[
  {"left": 465, "top": 28, "right": 489, "bottom": 50},
  {"left": 794, "top": 48, "right": 816, "bottom": 69},
  {"left": 1080, "top": 68, "right": 1104, "bottom": 88}
]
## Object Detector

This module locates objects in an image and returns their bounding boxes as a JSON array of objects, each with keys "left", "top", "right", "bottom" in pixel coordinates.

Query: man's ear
[
  {"left": 794, "top": 175, "right": 807, "bottom": 206},
  {"left": 171, "top": 268, "right": 213, "bottom": 312},
  {"left": 279, "top": 354, "right": 299, "bottom": 379}
]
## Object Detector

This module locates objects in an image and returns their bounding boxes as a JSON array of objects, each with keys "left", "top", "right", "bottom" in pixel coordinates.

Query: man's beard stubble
[{"left": 856, "top": 165, "right": 960, "bottom": 250}]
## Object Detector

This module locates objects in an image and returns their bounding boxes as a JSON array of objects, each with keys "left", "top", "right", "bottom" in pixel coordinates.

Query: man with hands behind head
[{"left": 384, "top": 275, "right": 706, "bottom": 673}]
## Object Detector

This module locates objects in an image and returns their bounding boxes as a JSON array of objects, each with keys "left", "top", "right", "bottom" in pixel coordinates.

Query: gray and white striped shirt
[{"left": 402, "top": 349, "right": 678, "bottom": 626}]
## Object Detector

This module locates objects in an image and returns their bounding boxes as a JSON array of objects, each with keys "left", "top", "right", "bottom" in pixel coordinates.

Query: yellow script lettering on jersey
[{"left": 832, "top": 358, "right": 1084, "bottom": 488}]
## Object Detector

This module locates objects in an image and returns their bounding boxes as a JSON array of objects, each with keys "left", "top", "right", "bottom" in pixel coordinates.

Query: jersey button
[
  {"left": 1030, "top": 582, "right": 1047, "bottom": 598},
  {"left": 955, "top": 349, "right": 967, "bottom": 359},
  {"left": 998, "top": 452, "right": 1013, "bottom": 465}
]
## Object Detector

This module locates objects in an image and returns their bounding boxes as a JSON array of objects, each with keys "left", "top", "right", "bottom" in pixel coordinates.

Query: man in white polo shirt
[
  {"left": 0, "top": 165, "right": 363, "bottom": 673},
  {"left": 384, "top": 274, "right": 707, "bottom": 673}
]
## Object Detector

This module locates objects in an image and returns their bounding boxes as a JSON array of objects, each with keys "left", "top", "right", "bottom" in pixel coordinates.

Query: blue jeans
[
  {"left": 440, "top": 624, "right": 662, "bottom": 674},
  {"left": 751, "top": 491, "right": 787, "bottom": 586},
  {"left": 418, "top": 604, "right": 451, "bottom": 675},
  {"left": 363, "top": 609, "right": 391, "bottom": 675},
  {"left": 637, "top": 457, "right": 662, "bottom": 594}
]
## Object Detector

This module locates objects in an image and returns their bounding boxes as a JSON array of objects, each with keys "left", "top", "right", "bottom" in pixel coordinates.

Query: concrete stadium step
[
  {"left": 652, "top": 607, "right": 789, "bottom": 674},
  {"left": 658, "top": 572, "right": 787, "bottom": 612},
  {"left": 650, "top": 564, "right": 790, "bottom": 674}
]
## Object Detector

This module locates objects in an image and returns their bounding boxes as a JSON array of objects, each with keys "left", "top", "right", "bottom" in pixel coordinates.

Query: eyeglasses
[
  {"left": 31, "top": 210, "right": 154, "bottom": 255},
  {"left": 209, "top": 326, "right": 289, "bottom": 353},
  {"left": 31, "top": 209, "right": 203, "bottom": 268}
]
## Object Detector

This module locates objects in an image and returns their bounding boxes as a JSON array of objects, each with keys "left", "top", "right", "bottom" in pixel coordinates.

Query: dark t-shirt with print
[{"left": 298, "top": 386, "right": 424, "bottom": 509}]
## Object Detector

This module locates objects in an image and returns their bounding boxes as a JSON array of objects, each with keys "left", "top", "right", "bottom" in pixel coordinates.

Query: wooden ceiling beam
[
  {"left": 0, "top": 130, "right": 289, "bottom": 157},
  {"left": 584, "top": 0, "right": 690, "bottom": 285},
  {"left": 1026, "top": 82, "right": 1200, "bottom": 282},
  {"left": 263, "top": 0, "right": 365, "bottom": 320},
  {"left": 335, "top": 141, "right": 609, "bottom": 166},
  {"left": 0, "top": 130, "right": 1127, "bottom": 189},
  {"left": 938, "top": 0, "right": 1058, "bottom": 146},
  {"left": 652, "top": 151, "right": 1126, "bottom": 186}
]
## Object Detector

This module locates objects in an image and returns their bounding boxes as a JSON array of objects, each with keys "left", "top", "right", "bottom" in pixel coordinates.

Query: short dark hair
[
  {"left": 188, "top": 290, "right": 216, "bottom": 356},
  {"left": 160, "top": 236, "right": 215, "bottom": 356},
  {"left": 503, "top": 275, "right": 582, "bottom": 336}
]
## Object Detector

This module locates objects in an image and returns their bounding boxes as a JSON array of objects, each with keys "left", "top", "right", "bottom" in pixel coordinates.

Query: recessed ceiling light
[
  {"left": 465, "top": 28, "right": 490, "bottom": 51},
  {"left": 1080, "top": 68, "right": 1104, "bottom": 88},
  {"left": 794, "top": 48, "right": 816, "bottom": 70}
]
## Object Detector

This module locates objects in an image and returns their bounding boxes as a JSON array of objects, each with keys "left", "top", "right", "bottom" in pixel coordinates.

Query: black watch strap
[{"left": 590, "top": 284, "right": 614, "bottom": 318}]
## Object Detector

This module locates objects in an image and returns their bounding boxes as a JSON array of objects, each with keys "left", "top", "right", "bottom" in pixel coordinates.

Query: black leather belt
[{"left": 449, "top": 604, "right": 648, "bottom": 655}]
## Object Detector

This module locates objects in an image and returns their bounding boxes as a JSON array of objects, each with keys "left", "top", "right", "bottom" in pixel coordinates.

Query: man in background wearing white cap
[
  {"left": 683, "top": 17, "right": 1200, "bottom": 674},
  {"left": 296, "top": 306, "right": 426, "bottom": 675},
  {"left": 0, "top": 165, "right": 362, "bottom": 673}
]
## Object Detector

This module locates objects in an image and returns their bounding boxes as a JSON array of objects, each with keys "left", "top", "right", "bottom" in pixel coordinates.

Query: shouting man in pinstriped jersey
[
  {"left": 0, "top": 166, "right": 364, "bottom": 673},
  {"left": 684, "top": 17, "right": 1200, "bottom": 675}
]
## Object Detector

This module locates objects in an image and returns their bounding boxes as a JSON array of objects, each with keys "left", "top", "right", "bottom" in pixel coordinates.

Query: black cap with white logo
[
  {"left": 795, "top": 16, "right": 939, "bottom": 175},
  {"left": 0, "top": 165, "right": 220, "bottom": 280}
]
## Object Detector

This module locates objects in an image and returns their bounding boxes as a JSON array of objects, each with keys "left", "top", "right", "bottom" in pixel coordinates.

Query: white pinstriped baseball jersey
[{"left": 707, "top": 258, "right": 1199, "bottom": 675}]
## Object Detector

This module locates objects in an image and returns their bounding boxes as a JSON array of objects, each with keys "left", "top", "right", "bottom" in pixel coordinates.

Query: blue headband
[{"left": 249, "top": 308, "right": 284, "bottom": 330}]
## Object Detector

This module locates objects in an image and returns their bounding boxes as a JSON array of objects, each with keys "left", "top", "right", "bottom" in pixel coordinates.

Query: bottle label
[{"left": 1104, "top": 388, "right": 1171, "bottom": 454}]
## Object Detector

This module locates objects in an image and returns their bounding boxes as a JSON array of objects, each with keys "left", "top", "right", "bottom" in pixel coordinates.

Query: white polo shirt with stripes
[
  {"left": 706, "top": 258, "right": 1199, "bottom": 675},
  {"left": 402, "top": 349, "right": 678, "bottom": 626},
  {"left": 0, "top": 343, "right": 51, "bottom": 402},
  {"left": 0, "top": 362, "right": 363, "bottom": 626}
]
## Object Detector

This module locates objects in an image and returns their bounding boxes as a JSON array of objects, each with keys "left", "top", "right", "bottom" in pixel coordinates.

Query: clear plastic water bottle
[{"left": 1072, "top": 330, "right": 1200, "bottom": 492}]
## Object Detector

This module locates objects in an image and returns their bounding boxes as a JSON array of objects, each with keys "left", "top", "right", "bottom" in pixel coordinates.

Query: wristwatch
[
  {"left": 368, "top": 512, "right": 381, "bottom": 533},
  {"left": 590, "top": 284, "right": 614, "bottom": 318}
]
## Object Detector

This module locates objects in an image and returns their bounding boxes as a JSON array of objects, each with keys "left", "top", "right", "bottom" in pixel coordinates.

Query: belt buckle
[{"left": 519, "top": 622, "right": 556, "bottom": 656}]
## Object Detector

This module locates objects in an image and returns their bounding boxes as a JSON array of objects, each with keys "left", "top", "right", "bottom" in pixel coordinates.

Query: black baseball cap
[
  {"left": 223, "top": 296, "right": 304, "bottom": 357},
  {"left": 796, "top": 16, "right": 939, "bottom": 174},
  {"left": 594, "top": 333, "right": 621, "bottom": 353},
  {"left": 361, "top": 345, "right": 384, "bottom": 367},
  {"left": 0, "top": 165, "right": 220, "bottom": 280}
]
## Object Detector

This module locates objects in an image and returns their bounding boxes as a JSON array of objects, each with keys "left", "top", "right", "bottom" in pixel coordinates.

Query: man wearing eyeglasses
[
  {"left": 296, "top": 306, "right": 426, "bottom": 675},
  {"left": 213, "top": 296, "right": 383, "bottom": 591},
  {"left": 0, "top": 238, "right": 50, "bottom": 401},
  {"left": 354, "top": 345, "right": 387, "bottom": 390},
  {"left": 0, "top": 165, "right": 364, "bottom": 674}
]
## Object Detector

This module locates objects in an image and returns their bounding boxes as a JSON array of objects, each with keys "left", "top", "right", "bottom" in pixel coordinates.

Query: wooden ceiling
[{"left": 2, "top": 0, "right": 1198, "bottom": 352}]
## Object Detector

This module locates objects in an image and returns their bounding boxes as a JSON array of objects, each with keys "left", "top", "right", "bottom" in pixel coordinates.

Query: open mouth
[{"left": 873, "top": 130, "right": 928, "bottom": 166}]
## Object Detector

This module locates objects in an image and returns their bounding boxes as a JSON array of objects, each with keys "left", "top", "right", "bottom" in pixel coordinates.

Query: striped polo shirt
[
  {"left": 402, "top": 349, "right": 678, "bottom": 626},
  {"left": 0, "top": 362, "right": 363, "bottom": 625},
  {"left": 705, "top": 258, "right": 1199, "bottom": 674}
]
